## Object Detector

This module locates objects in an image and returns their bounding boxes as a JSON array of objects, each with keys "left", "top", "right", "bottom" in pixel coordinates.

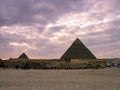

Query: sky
[{"left": 0, "top": 0, "right": 120, "bottom": 59}]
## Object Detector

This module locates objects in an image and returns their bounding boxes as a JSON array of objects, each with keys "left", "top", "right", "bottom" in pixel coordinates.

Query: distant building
[
  {"left": 106, "top": 59, "right": 120, "bottom": 67},
  {"left": 60, "top": 38, "right": 96, "bottom": 60},
  {"left": 18, "top": 53, "right": 29, "bottom": 59}
]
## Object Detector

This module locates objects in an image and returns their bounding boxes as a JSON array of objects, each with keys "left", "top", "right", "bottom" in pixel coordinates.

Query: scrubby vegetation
[{"left": 0, "top": 59, "right": 107, "bottom": 69}]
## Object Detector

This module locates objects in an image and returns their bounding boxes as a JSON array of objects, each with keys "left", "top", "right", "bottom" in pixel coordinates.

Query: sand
[{"left": 0, "top": 68, "right": 120, "bottom": 90}]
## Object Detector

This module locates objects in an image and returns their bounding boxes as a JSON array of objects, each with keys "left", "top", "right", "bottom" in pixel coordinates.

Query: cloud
[
  {"left": 0, "top": 0, "right": 95, "bottom": 26},
  {"left": 0, "top": 0, "right": 120, "bottom": 59},
  {"left": 9, "top": 42, "right": 34, "bottom": 49}
]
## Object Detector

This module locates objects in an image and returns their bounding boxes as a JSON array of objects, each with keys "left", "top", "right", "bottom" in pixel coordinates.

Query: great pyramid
[
  {"left": 60, "top": 38, "right": 96, "bottom": 59},
  {"left": 18, "top": 53, "right": 29, "bottom": 59}
]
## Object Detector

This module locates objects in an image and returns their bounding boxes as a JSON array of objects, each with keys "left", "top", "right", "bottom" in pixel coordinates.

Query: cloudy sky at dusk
[{"left": 0, "top": 0, "right": 120, "bottom": 59}]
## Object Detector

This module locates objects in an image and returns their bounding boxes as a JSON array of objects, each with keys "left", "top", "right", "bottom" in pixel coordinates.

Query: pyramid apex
[
  {"left": 76, "top": 38, "right": 80, "bottom": 40},
  {"left": 73, "top": 38, "right": 82, "bottom": 44},
  {"left": 22, "top": 52, "right": 25, "bottom": 55}
]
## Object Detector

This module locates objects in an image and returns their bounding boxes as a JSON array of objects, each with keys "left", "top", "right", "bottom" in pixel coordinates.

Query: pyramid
[
  {"left": 60, "top": 38, "right": 96, "bottom": 59},
  {"left": 18, "top": 53, "right": 29, "bottom": 59}
]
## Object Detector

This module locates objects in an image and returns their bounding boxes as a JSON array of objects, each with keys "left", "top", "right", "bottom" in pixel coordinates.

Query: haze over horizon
[{"left": 0, "top": 0, "right": 120, "bottom": 59}]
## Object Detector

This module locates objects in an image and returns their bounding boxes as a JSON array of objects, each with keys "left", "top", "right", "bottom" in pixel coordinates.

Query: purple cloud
[{"left": 0, "top": 0, "right": 120, "bottom": 59}]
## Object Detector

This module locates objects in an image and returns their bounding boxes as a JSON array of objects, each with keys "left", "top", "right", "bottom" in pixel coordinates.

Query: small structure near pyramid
[
  {"left": 60, "top": 38, "right": 96, "bottom": 59},
  {"left": 18, "top": 53, "right": 29, "bottom": 59}
]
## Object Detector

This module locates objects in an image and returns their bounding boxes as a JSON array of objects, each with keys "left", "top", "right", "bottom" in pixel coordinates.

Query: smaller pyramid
[{"left": 18, "top": 53, "right": 29, "bottom": 59}]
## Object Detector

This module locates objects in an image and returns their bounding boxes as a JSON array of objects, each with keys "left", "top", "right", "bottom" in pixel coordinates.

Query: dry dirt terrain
[{"left": 0, "top": 69, "right": 120, "bottom": 90}]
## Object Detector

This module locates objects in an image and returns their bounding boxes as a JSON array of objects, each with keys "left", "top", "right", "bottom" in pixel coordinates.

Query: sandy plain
[{"left": 0, "top": 68, "right": 120, "bottom": 90}]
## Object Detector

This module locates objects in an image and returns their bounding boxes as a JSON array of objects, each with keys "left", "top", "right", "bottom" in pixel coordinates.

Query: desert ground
[{"left": 0, "top": 69, "right": 120, "bottom": 90}]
